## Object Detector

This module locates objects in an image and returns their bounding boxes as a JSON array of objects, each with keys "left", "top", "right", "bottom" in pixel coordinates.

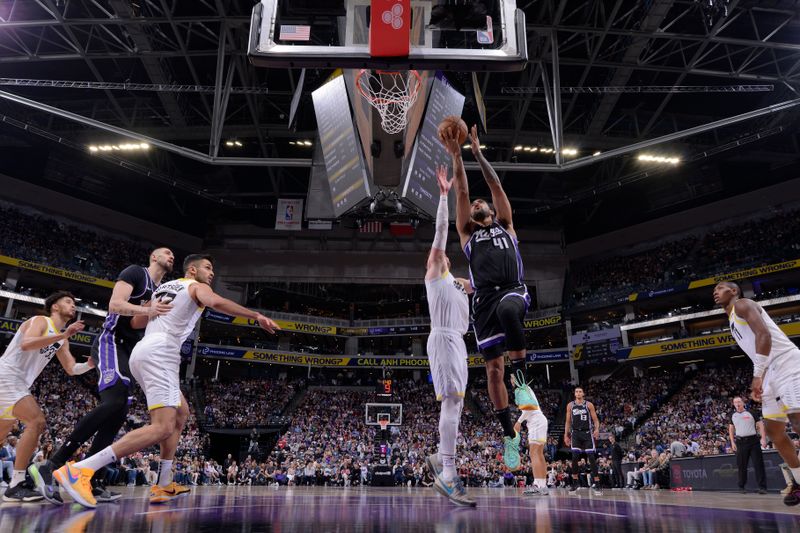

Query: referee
[{"left": 728, "top": 396, "right": 767, "bottom": 494}]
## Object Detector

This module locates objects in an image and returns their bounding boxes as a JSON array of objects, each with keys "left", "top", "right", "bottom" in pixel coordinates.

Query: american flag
[
  {"left": 359, "top": 221, "right": 383, "bottom": 233},
  {"left": 279, "top": 25, "right": 311, "bottom": 42}
]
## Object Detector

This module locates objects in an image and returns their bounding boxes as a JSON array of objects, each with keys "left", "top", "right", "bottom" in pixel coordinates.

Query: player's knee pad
[{"left": 496, "top": 297, "right": 526, "bottom": 350}]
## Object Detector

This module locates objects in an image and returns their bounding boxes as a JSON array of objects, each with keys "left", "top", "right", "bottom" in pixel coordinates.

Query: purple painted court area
[{"left": 1, "top": 487, "right": 799, "bottom": 532}]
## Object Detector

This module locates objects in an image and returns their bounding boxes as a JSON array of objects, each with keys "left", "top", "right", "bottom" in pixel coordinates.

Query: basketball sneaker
[
  {"left": 511, "top": 371, "right": 537, "bottom": 411},
  {"left": 591, "top": 483, "right": 603, "bottom": 496},
  {"left": 568, "top": 483, "right": 579, "bottom": 494},
  {"left": 779, "top": 463, "right": 794, "bottom": 495},
  {"left": 432, "top": 476, "right": 476, "bottom": 507},
  {"left": 28, "top": 462, "right": 62, "bottom": 505},
  {"left": 163, "top": 481, "right": 190, "bottom": 496},
  {"left": 425, "top": 453, "right": 444, "bottom": 478},
  {"left": 502, "top": 432, "right": 521, "bottom": 471},
  {"left": 149, "top": 483, "right": 181, "bottom": 504},
  {"left": 523, "top": 485, "right": 549, "bottom": 496},
  {"left": 3, "top": 481, "right": 45, "bottom": 503},
  {"left": 91, "top": 479, "right": 122, "bottom": 503},
  {"left": 783, "top": 482, "right": 800, "bottom": 506},
  {"left": 171, "top": 481, "right": 192, "bottom": 496},
  {"left": 53, "top": 463, "right": 97, "bottom": 508}
]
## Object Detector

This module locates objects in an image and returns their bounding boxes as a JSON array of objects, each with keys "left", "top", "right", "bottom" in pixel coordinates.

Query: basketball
[{"left": 438, "top": 115, "right": 469, "bottom": 145}]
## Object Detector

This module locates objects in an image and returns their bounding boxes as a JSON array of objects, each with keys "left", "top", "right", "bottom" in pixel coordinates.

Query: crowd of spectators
[
  {"left": 569, "top": 236, "right": 698, "bottom": 308},
  {"left": 0, "top": 203, "right": 156, "bottom": 280},
  {"left": 582, "top": 369, "right": 686, "bottom": 438},
  {"left": 632, "top": 364, "right": 752, "bottom": 456},
  {"left": 265, "top": 377, "right": 569, "bottom": 488},
  {"left": 569, "top": 205, "right": 800, "bottom": 309},
  {"left": 200, "top": 377, "right": 300, "bottom": 428}
]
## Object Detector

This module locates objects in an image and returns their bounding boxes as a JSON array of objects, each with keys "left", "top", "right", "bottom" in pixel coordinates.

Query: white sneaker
[{"left": 0, "top": 481, "right": 7, "bottom": 488}]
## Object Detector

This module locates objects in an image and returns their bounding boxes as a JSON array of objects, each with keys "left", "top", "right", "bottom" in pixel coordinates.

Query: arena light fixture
[
  {"left": 561, "top": 148, "right": 578, "bottom": 156},
  {"left": 638, "top": 154, "right": 681, "bottom": 164},
  {"left": 88, "top": 142, "right": 149, "bottom": 153},
  {"left": 593, "top": 151, "right": 601, "bottom": 156}
]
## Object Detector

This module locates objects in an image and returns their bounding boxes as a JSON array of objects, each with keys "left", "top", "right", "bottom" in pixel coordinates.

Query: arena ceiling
[{"left": 0, "top": 0, "right": 798, "bottom": 241}]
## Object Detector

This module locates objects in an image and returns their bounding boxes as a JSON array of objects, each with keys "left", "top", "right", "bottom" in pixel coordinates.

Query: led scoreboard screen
[
  {"left": 376, "top": 379, "right": 393, "bottom": 397},
  {"left": 401, "top": 72, "right": 465, "bottom": 218}
]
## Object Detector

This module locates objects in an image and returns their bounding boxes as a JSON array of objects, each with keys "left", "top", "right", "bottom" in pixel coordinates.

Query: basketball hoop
[
  {"left": 357, "top": 69, "right": 422, "bottom": 135},
  {"left": 378, "top": 419, "right": 390, "bottom": 433}
]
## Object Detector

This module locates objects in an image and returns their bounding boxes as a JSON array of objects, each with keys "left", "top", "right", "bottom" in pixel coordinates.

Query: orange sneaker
[
  {"left": 53, "top": 463, "right": 97, "bottom": 508},
  {"left": 149, "top": 484, "right": 180, "bottom": 504},
  {"left": 168, "top": 482, "right": 191, "bottom": 496}
]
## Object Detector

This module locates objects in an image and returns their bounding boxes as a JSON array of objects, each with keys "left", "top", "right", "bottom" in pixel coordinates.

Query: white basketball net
[{"left": 357, "top": 69, "right": 422, "bottom": 135}]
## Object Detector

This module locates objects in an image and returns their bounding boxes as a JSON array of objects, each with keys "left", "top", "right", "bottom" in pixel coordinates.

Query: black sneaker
[
  {"left": 92, "top": 480, "right": 122, "bottom": 503},
  {"left": 28, "top": 462, "right": 62, "bottom": 505},
  {"left": 3, "top": 482, "right": 45, "bottom": 503},
  {"left": 568, "top": 484, "right": 578, "bottom": 493},
  {"left": 783, "top": 482, "right": 800, "bottom": 506},
  {"left": 591, "top": 483, "right": 603, "bottom": 496}
]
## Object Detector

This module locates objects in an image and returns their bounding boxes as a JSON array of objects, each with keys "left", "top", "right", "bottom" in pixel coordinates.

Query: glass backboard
[{"left": 248, "top": 0, "right": 527, "bottom": 71}]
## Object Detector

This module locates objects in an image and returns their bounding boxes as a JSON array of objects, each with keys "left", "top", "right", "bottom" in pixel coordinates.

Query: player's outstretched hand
[
  {"left": 439, "top": 129, "right": 461, "bottom": 157},
  {"left": 257, "top": 314, "right": 281, "bottom": 334},
  {"left": 469, "top": 124, "right": 481, "bottom": 156},
  {"left": 436, "top": 165, "right": 452, "bottom": 195},
  {"left": 65, "top": 320, "right": 85, "bottom": 337},
  {"left": 564, "top": 435, "right": 571, "bottom": 448}
]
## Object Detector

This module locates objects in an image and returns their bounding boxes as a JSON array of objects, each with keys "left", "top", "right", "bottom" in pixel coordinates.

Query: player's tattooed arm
[
  {"left": 109, "top": 280, "right": 171, "bottom": 317},
  {"left": 469, "top": 125, "right": 515, "bottom": 236}
]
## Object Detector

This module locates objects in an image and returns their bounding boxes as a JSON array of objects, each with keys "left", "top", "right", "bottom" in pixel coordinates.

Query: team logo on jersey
[
  {"left": 102, "top": 368, "right": 116, "bottom": 384},
  {"left": 452, "top": 279, "right": 467, "bottom": 296},
  {"left": 39, "top": 342, "right": 62, "bottom": 361},
  {"left": 473, "top": 226, "right": 504, "bottom": 242}
]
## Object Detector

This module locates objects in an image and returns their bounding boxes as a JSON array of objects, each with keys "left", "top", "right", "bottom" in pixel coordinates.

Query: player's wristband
[
  {"left": 752, "top": 353, "right": 769, "bottom": 378},
  {"left": 72, "top": 362, "right": 93, "bottom": 375}
]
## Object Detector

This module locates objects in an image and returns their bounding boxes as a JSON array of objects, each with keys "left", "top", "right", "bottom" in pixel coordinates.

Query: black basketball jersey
[
  {"left": 101, "top": 265, "right": 157, "bottom": 342},
  {"left": 571, "top": 401, "right": 592, "bottom": 433},
  {"left": 464, "top": 221, "right": 523, "bottom": 292}
]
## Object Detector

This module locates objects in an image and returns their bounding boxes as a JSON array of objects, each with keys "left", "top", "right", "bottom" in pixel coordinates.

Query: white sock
[
  {"left": 438, "top": 396, "right": 463, "bottom": 482},
  {"left": 158, "top": 460, "right": 173, "bottom": 487},
  {"left": 73, "top": 446, "right": 117, "bottom": 473},
  {"left": 534, "top": 478, "right": 546, "bottom": 488},
  {"left": 10, "top": 470, "right": 26, "bottom": 488},
  {"left": 790, "top": 465, "right": 800, "bottom": 485}
]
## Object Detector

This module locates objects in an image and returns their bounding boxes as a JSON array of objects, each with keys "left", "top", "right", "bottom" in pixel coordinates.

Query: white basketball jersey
[
  {"left": 146, "top": 278, "right": 204, "bottom": 343},
  {"left": 425, "top": 271, "right": 469, "bottom": 334},
  {"left": 0, "top": 316, "right": 63, "bottom": 388},
  {"left": 729, "top": 302, "right": 798, "bottom": 367}
]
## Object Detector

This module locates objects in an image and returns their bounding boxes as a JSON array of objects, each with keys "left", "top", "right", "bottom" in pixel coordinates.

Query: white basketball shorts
[
  {"left": 762, "top": 348, "right": 800, "bottom": 423},
  {"left": 0, "top": 376, "right": 30, "bottom": 420},
  {"left": 427, "top": 328, "right": 469, "bottom": 401},
  {"left": 518, "top": 409, "right": 548, "bottom": 445},
  {"left": 129, "top": 332, "right": 183, "bottom": 411}
]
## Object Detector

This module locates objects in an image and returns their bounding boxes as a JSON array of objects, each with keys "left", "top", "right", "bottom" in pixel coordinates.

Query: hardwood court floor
[{"left": 1, "top": 485, "right": 798, "bottom": 532}]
